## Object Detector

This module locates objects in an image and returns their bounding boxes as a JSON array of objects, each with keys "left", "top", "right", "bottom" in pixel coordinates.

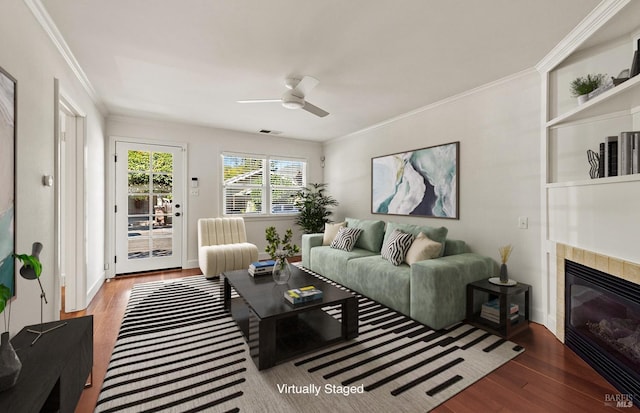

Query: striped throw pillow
[
  {"left": 381, "top": 229, "right": 415, "bottom": 266},
  {"left": 330, "top": 227, "right": 363, "bottom": 252}
]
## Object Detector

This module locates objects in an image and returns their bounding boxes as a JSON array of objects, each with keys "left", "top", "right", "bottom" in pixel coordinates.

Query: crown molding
[
  {"left": 535, "top": 0, "right": 629, "bottom": 73},
  {"left": 24, "top": 0, "right": 107, "bottom": 115},
  {"left": 329, "top": 68, "right": 537, "bottom": 144}
]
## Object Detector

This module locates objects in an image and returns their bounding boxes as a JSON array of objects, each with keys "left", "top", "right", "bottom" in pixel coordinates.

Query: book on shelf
[
  {"left": 248, "top": 260, "right": 275, "bottom": 276},
  {"left": 481, "top": 299, "right": 519, "bottom": 316},
  {"left": 284, "top": 285, "right": 323, "bottom": 305},
  {"left": 605, "top": 136, "right": 618, "bottom": 177},
  {"left": 618, "top": 131, "right": 640, "bottom": 175},
  {"left": 480, "top": 311, "right": 520, "bottom": 324}
]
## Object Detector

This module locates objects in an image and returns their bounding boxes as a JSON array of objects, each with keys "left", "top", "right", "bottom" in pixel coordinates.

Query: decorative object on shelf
[
  {"left": 0, "top": 283, "right": 20, "bottom": 392},
  {"left": 498, "top": 244, "right": 513, "bottom": 284},
  {"left": 265, "top": 227, "right": 300, "bottom": 285},
  {"left": 612, "top": 69, "right": 630, "bottom": 86},
  {"left": 569, "top": 73, "right": 606, "bottom": 104},
  {"left": 293, "top": 183, "right": 339, "bottom": 234},
  {"left": 15, "top": 242, "right": 67, "bottom": 345},
  {"left": 372, "top": 141, "right": 459, "bottom": 219},
  {"left": 630, "top": 39, "right": 640, "bottom": 78},
  {"left": 587, "top": 149, "right": 600, "bottom": 179}
]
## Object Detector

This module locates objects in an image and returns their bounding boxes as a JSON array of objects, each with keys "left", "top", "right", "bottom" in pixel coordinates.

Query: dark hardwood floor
[{"left": 62, "top": 268, "right": 626, "bottom": 413}]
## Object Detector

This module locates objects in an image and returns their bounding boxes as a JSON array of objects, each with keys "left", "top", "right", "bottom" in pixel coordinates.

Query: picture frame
[
  {"left": 0, "top": 66, "right": 16, "bottom": 296},
  {"left": 371, "top": 141, "right": 459, "bottom": 219}
]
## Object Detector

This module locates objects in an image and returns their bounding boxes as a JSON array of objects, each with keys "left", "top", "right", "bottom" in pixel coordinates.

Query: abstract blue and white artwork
[
  {"left": 0, "top": 67, "right": 15, "bottom": 296},
  {"left": 372, "top": 142, "right": 459, "bottom": 219}
]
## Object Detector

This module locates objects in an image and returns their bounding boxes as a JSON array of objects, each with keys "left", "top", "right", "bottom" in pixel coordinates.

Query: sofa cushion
[
  {"left": 345, "top": 217, "right": 385, "bottom": 252},
  {"left": 330, "top": 227, "right": 363, "bottom": 252},
  {"left": 380, "top": 229, "right": 415, "bottom": 266},
  {"left": 345, "top": 255, "right": 411, "bottom": 315},
  {"left": 384, "top": 222, "right": 448, "bottom": 257},
  {"left": 323, "top": 221, "right": 346, "bottom": 245},
  {"left": 405, "top": 232, "right": 442, "bottom": 265},
  {"left": 309, "top": 246, "right": 378, "bottom": 285}
]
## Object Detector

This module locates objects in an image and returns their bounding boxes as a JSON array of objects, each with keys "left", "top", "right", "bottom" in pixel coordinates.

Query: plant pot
[
  {"left": 577, "top": 94, "right": 589, "bottom": 105},
  {"left": 0, "top": 332, "right": 21, "bottom": 392},
  {"left": 272, "top": 258, "right": 291, "bottom": 285}
]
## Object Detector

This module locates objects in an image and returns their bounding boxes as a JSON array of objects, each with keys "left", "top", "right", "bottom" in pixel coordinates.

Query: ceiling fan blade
[
  {"left": 302, "top": 101, "right": 329, "bottom": 117},
  {"left": 292, "top": 76, "right": 319, "bottom": 96},
  {"left": 236, "top": 99, "right": 281, "bottom": 103}
]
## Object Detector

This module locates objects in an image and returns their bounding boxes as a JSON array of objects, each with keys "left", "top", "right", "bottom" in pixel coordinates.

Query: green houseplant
[
  {"left": 293, "top": 183, "right": 339, "bottom": 234},
  {"left": 265, "top": 226, "right": 300, "bottom": 284},
  {"left": 569, "top": 73, "right": 606, "bottom": 104}
]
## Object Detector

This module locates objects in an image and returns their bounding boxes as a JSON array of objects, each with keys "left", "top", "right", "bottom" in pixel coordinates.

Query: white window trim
[{"left": 221, "top": 152, "right": 307, "bottom": 217}]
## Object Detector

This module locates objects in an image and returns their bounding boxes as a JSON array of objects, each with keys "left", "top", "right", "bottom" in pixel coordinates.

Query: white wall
[
  {"left": 106, "top": 116, "right": 323, "bottom": 272},
  {"left": 0, "top": 1, "right": 106, "bottom": 334},
  {"left": 324, "top": 70, "right": 544, "bottom": 322}
]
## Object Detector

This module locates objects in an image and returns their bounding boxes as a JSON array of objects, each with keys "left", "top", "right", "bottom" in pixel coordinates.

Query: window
[{"left": 222, "top": 153, "right": 306, "bottom": 215}]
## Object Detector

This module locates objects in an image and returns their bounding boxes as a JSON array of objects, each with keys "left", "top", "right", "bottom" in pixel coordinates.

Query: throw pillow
[
  {"left": 381, "top": 229, "right": 415, "bottom": 266},
  {"left": 383, "top": 222, "right": 448, "bottom": 257},
  {"left": 405, "top": 232, "right": 443, "bottom": 265},
  {"left": 330, "top": 227, "right": 363, "bottom": 252},
  {"left": 323, "top": 221, "right": 346, "bottom": 246}
]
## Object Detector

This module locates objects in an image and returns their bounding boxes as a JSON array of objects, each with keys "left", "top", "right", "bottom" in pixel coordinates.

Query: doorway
[
  {"left": 114, "top": 141, "right": 185, "bottom": 274},
  {"left": 55, "top": 84, "right": 87, "bottom": 313}
]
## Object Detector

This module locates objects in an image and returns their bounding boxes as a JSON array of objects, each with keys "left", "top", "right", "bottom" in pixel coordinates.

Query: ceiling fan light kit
[{"left": 281, "top": 91, "right": 304, "bottom": 109}]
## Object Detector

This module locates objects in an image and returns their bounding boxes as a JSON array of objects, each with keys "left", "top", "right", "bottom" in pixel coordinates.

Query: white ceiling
[{"left": 40, "top": 0, "right": 600, "bottom": 141}]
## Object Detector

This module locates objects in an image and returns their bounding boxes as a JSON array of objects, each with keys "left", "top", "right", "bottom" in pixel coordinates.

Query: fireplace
[{"left": 565, "top": 259, "right": 640, "bottom": 400}]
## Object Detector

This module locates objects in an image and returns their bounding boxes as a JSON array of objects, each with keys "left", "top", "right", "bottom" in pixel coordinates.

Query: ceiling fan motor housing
[{"left": 281, "top": 91, "right": 304, "bottom": 109}]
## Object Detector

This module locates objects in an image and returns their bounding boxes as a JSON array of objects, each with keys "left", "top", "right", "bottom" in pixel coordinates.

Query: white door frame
[
  {"left": 106, "top": 136, "right": 187, "bottom": 277},
  {"left": 54, "top": 79, "right": 87, "bottom": 312}
]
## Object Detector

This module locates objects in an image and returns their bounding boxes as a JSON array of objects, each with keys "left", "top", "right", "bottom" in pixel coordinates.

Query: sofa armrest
[
  {"left": 302, "top": 233, "right": 324, "bottom": 268},
  {"left": 410, "top": 253, "right": 498, "bottom": 330}
]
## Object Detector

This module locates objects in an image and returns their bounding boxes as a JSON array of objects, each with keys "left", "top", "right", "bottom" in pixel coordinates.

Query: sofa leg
[{"left": 205, "top": 273, "right": 221, "bottom": 280}]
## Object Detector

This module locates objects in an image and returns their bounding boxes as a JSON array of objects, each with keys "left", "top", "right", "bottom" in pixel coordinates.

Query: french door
[{"left": 115, "top": 142, "right": 184, "bottom": 274}]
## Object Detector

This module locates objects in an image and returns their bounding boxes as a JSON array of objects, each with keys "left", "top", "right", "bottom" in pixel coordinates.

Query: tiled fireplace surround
[{"left": 555, "top": 243, "right": 640, "bottom": 342}]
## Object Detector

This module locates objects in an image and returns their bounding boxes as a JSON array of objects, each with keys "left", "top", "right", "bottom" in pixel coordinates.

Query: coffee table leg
[
  {"left": 223, "top": 276, "right": 231, "bottom": 312},
  {"left": 253, "top": 315, "right": 276, "bottom": 370},
  {"left": 342, "top": 297, "right": 359, "bottom": 339}
]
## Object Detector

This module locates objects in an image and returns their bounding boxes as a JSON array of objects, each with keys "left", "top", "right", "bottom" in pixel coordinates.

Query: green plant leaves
[
  {"left": 0, "top": 283, "right": 10, "bottom": 314},
  {"left": 14, "top": 253, "right": 42, "bottom": 278}
]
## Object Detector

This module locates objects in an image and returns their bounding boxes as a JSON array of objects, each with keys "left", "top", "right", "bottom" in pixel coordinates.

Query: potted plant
[
  {"left": 570, "top": 73, "right": 606, "bottom": 104},
  {"left": 293, "top": 183, "right": 339, "bottom": 234},
  {"left": 265, "top": 226, "right": 300, "bottom": 284}
]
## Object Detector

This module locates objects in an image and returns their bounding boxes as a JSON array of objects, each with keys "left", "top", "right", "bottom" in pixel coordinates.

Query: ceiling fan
[{"left": 237, "top": 76, "right": 329, "bottom": 118}]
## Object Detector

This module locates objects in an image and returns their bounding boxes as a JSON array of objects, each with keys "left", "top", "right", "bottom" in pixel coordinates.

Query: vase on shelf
[
  {"left": 0, "top": 332, "right": 21, "bottom": 391},
  {"left": 499, "top": 264, "right": 509, "bottom": 283},
  {"left": 272, "top": 257, "right": 291, "bottom": 285},
  {"left": 577, "top": 94, "right": 589, "bottom": 105}
]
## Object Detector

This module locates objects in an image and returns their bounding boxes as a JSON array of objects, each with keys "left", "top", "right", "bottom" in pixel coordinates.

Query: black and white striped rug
[{"left": 95, "top": 269, "right": 524, "bottom": 412}]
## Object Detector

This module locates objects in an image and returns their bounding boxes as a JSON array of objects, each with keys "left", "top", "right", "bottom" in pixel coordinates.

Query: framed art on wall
[
  {"left": 371, "top": 141, "right": 459, "bottom": 219},
  {"left": 0, "top": 66, "right": 16, "bottom": 296}
]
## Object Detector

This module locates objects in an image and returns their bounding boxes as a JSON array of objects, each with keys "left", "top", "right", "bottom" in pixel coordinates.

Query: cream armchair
[{"left": 197, "top": 217, "right": 259, "bottom": 279}]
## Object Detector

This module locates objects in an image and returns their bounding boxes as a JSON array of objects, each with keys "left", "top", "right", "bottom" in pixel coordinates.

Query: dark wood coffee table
[{"left": 222, "top": 266, "right": 358, "bottom": 370}]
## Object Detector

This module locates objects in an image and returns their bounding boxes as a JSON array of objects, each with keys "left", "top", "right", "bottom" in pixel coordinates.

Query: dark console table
[{"left": 0, "top": 316, "right": 93, "bottom": 413}]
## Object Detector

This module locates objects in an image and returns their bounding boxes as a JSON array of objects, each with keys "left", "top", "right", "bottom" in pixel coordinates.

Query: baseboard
[
  {"left": 86, "top": 272, "right": 105, "bottom": 306},
  {"left": 185, "top": 259, "right": 200, "bottom": 269}
]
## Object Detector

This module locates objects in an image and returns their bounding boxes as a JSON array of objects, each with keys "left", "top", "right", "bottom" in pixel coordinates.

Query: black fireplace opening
[{"left": 565, "top": 259, "right": 640, "bottom": 404}]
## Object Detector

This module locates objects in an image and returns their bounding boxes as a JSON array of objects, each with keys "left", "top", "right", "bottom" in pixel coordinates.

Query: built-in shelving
[
  {"left": 547, "top": 74, "right": 640, "bottom": 128},
  {"left": 546, "top": 173, "right": 640, "bottom": 188}
]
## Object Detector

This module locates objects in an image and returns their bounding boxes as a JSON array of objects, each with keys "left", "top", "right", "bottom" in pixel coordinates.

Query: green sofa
[{"left": 301, "top": 217, "right": 497, "bottom": 330}]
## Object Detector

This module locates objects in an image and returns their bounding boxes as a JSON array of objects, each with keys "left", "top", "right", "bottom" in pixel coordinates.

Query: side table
[{"left": 466, "top": 279, "right": 530, "bottom": 339}]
